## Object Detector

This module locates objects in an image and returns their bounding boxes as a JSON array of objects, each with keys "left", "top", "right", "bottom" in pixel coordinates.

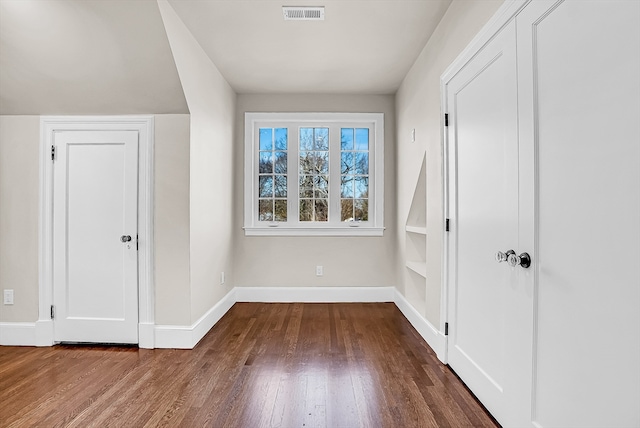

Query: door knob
[
  {"left": 120, "top": 235, "right": 132, "bottom": 243},
  {"left": 507, "top": 252, "right": 531, "bottom": 268},
  {"left": 495, "top": 250, "right": 515, "bottom": 263}
]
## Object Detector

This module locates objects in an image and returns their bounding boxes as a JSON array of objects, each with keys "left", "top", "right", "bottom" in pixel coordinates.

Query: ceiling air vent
[{"left": 282, "top": 6, "right": 325, "bottom": 21}]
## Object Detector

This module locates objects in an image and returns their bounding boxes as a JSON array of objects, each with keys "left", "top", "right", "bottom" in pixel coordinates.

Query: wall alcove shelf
[
  {"left": 404, "top": 154, "right": 427, "bottom": 315},
  {"left": 405, "top": 155, "right": 427, "bottom": 280}
]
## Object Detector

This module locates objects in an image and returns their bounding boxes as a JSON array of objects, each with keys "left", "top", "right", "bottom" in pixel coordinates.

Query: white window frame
[{"left": 244, "top": 112, "right": 384, "bottom": 236}]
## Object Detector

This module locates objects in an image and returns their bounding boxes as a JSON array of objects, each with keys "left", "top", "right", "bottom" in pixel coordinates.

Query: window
[
  {"left": 244, "top": 112, "right": 384, "bottom": 236},
  {"left": 258, "top": 127, "right": 288, "bottom": 222}
]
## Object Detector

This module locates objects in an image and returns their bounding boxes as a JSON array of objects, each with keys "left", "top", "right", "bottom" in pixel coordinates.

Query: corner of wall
[
  {"left": 157, "top": 0, "right": 238, "bottom": 325},
  {"left": 394, "top": 0, "right": 504, "bottom": 329},
  {"left": 0, "top": 115, "right": 41, "bottom": 323}
]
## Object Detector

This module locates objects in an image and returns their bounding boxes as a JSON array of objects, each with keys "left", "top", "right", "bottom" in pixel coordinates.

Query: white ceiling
[
  {"left": 0, "top": 0, "right": 188, "bottom": 115},
  {"left": 168, "top": 0, "right": 452, "bottom": 94},
  {"left": 0, "top": 0, "right": 452, "bottom": 115}
]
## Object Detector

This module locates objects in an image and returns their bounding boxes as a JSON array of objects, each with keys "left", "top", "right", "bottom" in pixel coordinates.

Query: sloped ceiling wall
[
  {"left": 167, "top": 0, "right": 452, "bottom": 94},
  {"left": 1, "top": 0, "right": 455, "bottom": 109},
  {"left": 0, "top": 0, "right": 188, "bottom": 115}
]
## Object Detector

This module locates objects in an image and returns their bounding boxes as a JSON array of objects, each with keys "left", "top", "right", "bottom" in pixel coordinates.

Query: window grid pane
[
  {"left": 341, "top": 127, "right": 369, "bottom": 222},
  {"left": 299, "top": 128, "right": 329, "bottom": 222},
  {"left": 258, "top": 127, "right": 287, "bottom": 222}
]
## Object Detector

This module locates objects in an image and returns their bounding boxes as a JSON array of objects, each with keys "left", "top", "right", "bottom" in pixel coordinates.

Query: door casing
[
  {"left": 441, "top": 0, "right": 640, "bottom": 426},
  {"left": 38, "top": 116, "right": 155, "bottom": 348},
  {"left": 440, "top": 0, "right": 531, "bottom": 364}
]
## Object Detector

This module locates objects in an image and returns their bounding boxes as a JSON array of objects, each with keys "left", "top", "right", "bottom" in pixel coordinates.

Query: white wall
[
  {"left": 0, "top": 0, "right": 500, "bottom": 336},
  {"left": 154, "top": 114, "right": 191, "bottom": 325},
  {"left": 1, "top": 1, "right": 237, "bottom": 333},
  {"left": 396, "top": 0, "right": 503, "bottom": 326},
  {"left": 0, "top": 114, "right": 194, "bottom": 326},
  {"left": 233, "top": 94, "right": 397, "bottom": 289},
  {"left": 0, "top": 116, "right": 40, "bottom": 323},
  {"left": 0, "top": 0, "right": 188, "bottom": 115},
  {"left": 158, "top": 0, "right": 236, "bottom": 324}
]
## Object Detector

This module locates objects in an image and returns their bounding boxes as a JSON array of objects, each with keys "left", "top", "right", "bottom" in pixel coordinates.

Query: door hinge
[
  {"left": 50, "top": 305, "right": 55, "bottom": 320},
  {"left": 51, "top": 145, "right": 56, "bottom": 161},
  {"left": 136, "top": 234, "right": 139, "bottom": 251},
  {"left": 444, "top": 322, "right": 449, "bottom": 336},
  {"left": 445, "top": 218, "right": 450, "bottom": 232},
  {"left": 444, "top": 113, "right": 449, "bottom": 127}
]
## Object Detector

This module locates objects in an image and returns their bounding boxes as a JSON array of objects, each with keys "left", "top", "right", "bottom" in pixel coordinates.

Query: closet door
[
  {"left": 445, "top": 20, "right": 532, "bottom": 427},
  {"left": 517, "top": 1, "right": 640, "bottom": 426}
]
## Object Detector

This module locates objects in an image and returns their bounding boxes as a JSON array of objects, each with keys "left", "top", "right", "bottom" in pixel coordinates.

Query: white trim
[
  {"left": 3, "top": 287, "right": 448, "bottom": 357},
  {"left": 0, "top": 323, "right": 37, "bottom": 346},
  {"left": 244, "top": 112, "right": 385, "bottom": 236},
  {"left": 35, "top": 320, "right": 53, "bottom": 346},
  {"left": 155, "top": 287, "right": 393, "bottom": 349},
  {"left": 138, "top": 323, "right": 155, "bottom": 349},
  {"left": 393, "top": 289, "right": 447, "bottom": 363},
  {"left": 439, "top": 0, "right": 532, "bottom": 366},
  {"left": 441, "top": 0, "right": 530, "bottom": 84},
  {"left": 154, "top": 289, "right": 237, "bottom": 349},
  {"left": 0, "top": 322, "right": 55, "bottom": 347},
  {"left": 243, "top": 227, "right": 384, "bottom": 237},
  {"left": 39, "top": 116, "right": 155, "bottom": 347},
  {"left": 236, "top": 286, "right": 395, "bottom": 303}
]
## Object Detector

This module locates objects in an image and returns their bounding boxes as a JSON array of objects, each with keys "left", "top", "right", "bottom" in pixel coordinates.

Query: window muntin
[
  {"left": 299, "top": 127, "right": 329, "bottom": 222},
  {"left": 340, "top": 128, "right": 369, "bottom": 222},
  {"left": 245, "top": 113, "right": 384, "bottom": 236},
  {"left": 258, "top": 127, "right": 288, "bottom": 221}
]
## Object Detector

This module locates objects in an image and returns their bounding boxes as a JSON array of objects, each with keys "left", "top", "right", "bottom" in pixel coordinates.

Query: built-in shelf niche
[
  {"left": 405, "top": 155, "right": 426, "bottom": 230},
  {"left": 405, "top": 155, "right": 427, "bottom": 279},
  {"left": 405, "top": 225, "right": 427, "bottom": 235}
]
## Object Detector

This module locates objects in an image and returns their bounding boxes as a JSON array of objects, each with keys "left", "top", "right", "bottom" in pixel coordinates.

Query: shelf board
[
  {"left": 405, "top": 225, "right": 427, "bottom": 235},
  {"left": 405, "top": 261, "right": 427, "bottom": 278}
]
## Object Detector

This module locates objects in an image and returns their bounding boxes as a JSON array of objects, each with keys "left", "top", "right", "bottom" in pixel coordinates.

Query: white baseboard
[
  {"left": 154, "top": 288, "right": 236, "bottom": 349},
  {"left": 153, "top": 286, "right": 394, "bottom": 349},
  {"left": 2, "top": 287, "right": 446, "bottom": 357},
  {"left": 35, "top": 319, "right": 54, "bottom": 346},
  {"left": 0, "top": 322, "right": 37, "bottom": 346},
  {"left": 152, "top": 324, "right": 193, "bottom": 349},
  {"left": 393, "top": 289, "right": 447, "bottom": 363},
  {"left": 236, "top": 286, "right": 395, "bottom": 303},
  {"left": 138, "top": 322, "right": 155, "bottom": 349},
  {"left": 191, "top": 288, "right": 236, "bottom": 347}
]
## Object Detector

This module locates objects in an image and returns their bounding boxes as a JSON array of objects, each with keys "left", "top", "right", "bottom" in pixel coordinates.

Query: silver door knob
[
  {"left": 495, "top": 250, "right": 515, "bottom": 263},
  {"left": 507, "top": 252, "right": 531, "bottom": 268},
  {"left": 120, "top": 235, "right": 132, "bottom": 243}
]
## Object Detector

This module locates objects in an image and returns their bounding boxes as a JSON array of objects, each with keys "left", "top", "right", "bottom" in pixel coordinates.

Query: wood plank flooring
[{"left": 0, "top": 303, "right": 498, "bottom": 427}]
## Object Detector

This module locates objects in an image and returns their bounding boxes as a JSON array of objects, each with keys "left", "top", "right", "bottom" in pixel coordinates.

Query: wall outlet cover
[{"left": 3, "top": 289, "right": 14, "bottom": 305}]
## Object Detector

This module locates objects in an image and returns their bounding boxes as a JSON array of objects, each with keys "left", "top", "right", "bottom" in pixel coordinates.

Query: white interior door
[
  {"left": 53, "top": 130, "right": 139, "bottom": 344},
  {"left": 517, "top": 1, "right": 640, "bottom": 426},
  {"left": 446, "top": 20, "right": 532, "bottom": 426}
]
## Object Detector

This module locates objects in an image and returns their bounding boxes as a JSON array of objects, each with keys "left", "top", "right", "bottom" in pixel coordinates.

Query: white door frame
[
  {"left": 37, "top": 116, "right": 155, "bottom": 348},
  {"left": 439, "top": 0, "right": 529, "bottom": 365}
]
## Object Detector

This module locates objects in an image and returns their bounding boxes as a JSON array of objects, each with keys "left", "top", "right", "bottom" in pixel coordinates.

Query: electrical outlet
[
  {"left": 316, "top": 266, "right": 323, "bottom": 276},
  {"left": 3, "top": 289, "right": 14, "bottom": 305},
  {"left": 411, "top": 128, "right": 416, "bottom": 143},
  {"left": 220, "top": 272, "right": 225, "bottom": 285}
]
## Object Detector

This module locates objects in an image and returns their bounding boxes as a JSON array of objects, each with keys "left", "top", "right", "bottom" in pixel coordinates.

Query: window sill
[{"left": 243, "top": 226, "right": 385, "bottom": 237}]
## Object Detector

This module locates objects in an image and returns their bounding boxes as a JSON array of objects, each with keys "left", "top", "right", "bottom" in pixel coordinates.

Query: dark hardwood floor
[{"left": 0, "top": 303, "right": 498, "bottom": 427}]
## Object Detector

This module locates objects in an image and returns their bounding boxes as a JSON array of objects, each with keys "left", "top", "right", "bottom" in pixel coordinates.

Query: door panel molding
[
  {"left": 518, "top": 1, "right": 640, "bottom": 426},
  {"left": 442, "top": 0, "right": 640, "bottom": 426},
  {"left": 440, "top": 0, "right": 531, "bottom": 363},
  {"left": 443, "top": 19, "right": 522, "bottom": 425},
  {"left": 440, "top": 1, "right": 536, "bottom": 427},
  {"left": 39, "top": 116, "right": 155, "bottom": 348}
]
